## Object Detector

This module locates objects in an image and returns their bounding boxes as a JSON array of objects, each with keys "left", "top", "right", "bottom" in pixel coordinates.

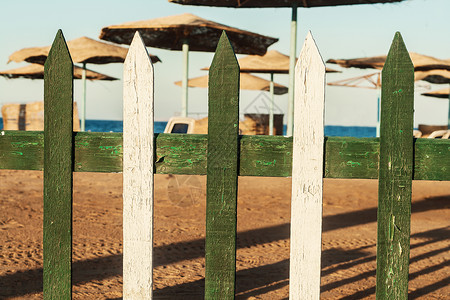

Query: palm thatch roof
[
  {"left": 168, "top": 0, "right": 405, "bottom": 8},
  {"left": 0, "top": 63, "right": 118, "bottom": 81},
  {"left": 174, "top": 72, "right": 288, "bottom": 94},
  {"left": 8, "top": 36, "right": 161, "bottom": 65},
  {"left": 327, "top": 52, "right": 450, "bottom": 71},
  {"left": 422, "top": 88, "right": 449, "bottom": 99},
  {"left": 99, "top": 13, "right": 278, "bottom": 55}
]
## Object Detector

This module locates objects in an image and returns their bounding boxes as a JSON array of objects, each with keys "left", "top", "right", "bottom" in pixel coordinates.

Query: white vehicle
[{"left": 163, "top": 117, "right": 196, "bottom": 134}]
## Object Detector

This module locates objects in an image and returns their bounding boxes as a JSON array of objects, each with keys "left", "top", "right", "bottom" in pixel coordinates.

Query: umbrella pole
[
  {"left": 287, "top": 4, "right": 298, "bottom": 136},
  {"left": 81, "top": 62, "right": 87, "bottom": 131},
  {"left": 182, "top": 40, "right": 189, "bottom": 117},
  {"left": 269, "top": 73, "right": 274, "bottom": 135},
  {"left": 448, "top": 83, "right": 450, "bottom": 129},
  {"left": 376, "top": 88, "right": 381, "bottom": 137},
  {"left": 376, "top": 73, "right": 382, "bottom": 137}
]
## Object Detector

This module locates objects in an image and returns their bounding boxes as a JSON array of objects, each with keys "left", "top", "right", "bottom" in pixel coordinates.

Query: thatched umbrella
[
  {"left": 0, "top": 64, "right": 117, "bottom": 132},
  {"left": 328, "top": 54, "right": 450, "bottom": 130},
  {"left": 174, "top": 72, "right": 288, "bottom": 94},
  {"left": 0, "top": 63, "right": 118, "bottom": 81},
  {"left": 415, "top": 69, "right": 450, "bottom": 84},
  {"left": 422, "top": 87, "right": 449, "bottom": 99},
  {"left": 327, "top": 52, "right": 450, "bottom": 71},
  {"left": 8, "top": 36, "right": 161, "bottom": 131},
  {"left": 169, "top": 0, "right": 404, "bottom": 8},
  {"left": 203, "top": 50, "right": 339, "bottom": 135},
  {"left": 99, "top": 13, "right": 278, "bottom": 117},
  {"left": 238, "top": 51, "right": 340, "bottom": 135},
  {"left": 422, "top": 87, "right": 450, "bottom": 129},
  {"left": 169, "top": 0, "right": 406, "bottom": 136}
]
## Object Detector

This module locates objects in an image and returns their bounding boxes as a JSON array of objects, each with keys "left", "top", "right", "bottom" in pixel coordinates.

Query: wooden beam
[{"left": 1, "top": 132, "right": 449, "bottom": 181}]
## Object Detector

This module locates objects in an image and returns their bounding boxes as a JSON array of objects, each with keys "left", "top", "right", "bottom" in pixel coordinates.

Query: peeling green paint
[
  {"left": 76, "top": 141, "right": 90, "bottom": 147},
  {"left": 98, "top": 145, "right": 122, "bottom": 155},
  {"left": 346, "top": 161, "right": 361, "bottom": 167},
  {"left": 255, "top": 159, "right": 276, "bottom": 166}
]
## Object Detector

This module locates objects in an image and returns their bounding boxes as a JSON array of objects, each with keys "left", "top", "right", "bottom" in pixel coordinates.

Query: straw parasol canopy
[
  {"left": 168, "top": 0, "right": 404, "bottom": 8},
  {"left": 0, "top": 63, "right": 118, "bottom": 81},
  {"left": 174, "top": 73, "right": 288, "bottom": 95},
  {"left": 8, "top": 36, "right": 160, "bottom": 64},
  {"left": 169, "top": 0, "right": 406, "bottom": 136},
  {"left": 327, "top": 56, "right": 450, "bottom": 134},
  {"left": 415, "top": 69, "right": 450, "bottom": 84},
  {"left": 7, "top": 36, "right": 159, "bottom": 131},
  {"left": 327, "top": 52, "right": 450, "bottom": 71},
  {"left": 99, "top": 13, "right": 277, "bottom": 55},
  {"left": 422, "top": 88, "right": 449, "bottom": 99},
  {"left": 202, "top": 50, "right": 339, "bottom": 74},
  {"left": 327, "top": 69, "right": 450, "bottom": 89},
  {"left": 99, "top": 13, "right": 278, "bottom": 117},
  {"left": 202, "top": 50, "right": 339, "bottom": 135}
]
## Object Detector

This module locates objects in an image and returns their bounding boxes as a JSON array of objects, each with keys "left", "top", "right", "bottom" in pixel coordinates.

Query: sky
[{"left": 0, "top": 0, "right": 448, "bottom": 127}]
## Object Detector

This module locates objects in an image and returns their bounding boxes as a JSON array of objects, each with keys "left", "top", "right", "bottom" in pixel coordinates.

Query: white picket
[
  {"left": 123, "top": 31, "right": 154, "bottom": 299},
  {"left": 289, "top": 31, "right": 326, "bottom": 300}
]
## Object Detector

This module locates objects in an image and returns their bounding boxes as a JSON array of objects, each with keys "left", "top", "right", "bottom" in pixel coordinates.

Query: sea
[{"left": 0, "top": 118, "right": 376, "bottom": 137}]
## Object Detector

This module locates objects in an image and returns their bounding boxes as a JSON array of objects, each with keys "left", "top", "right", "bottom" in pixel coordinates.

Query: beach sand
[{"left": 0, "top": 169, "right": 448, "bottom": 299}]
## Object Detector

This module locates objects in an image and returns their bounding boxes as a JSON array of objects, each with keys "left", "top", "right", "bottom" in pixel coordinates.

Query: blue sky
[{"left": 0, "top": 0, "right": 448, "bottom": 126}]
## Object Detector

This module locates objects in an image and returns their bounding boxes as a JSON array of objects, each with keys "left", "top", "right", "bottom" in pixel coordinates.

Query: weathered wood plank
[
  {"left": 74, "top": 132, "right": 123, "bottom": 172},
  {"left": 324, "top": 137, "right": 380, "bottom": 179},
  {"left": 205, "top": 31, "right": 239, "bottom": 299},
  {"left": 0, "top": 131, "right": 44, "bottom": 170},
  {"left": 290, "top": 32, "right": 325, "bottom": 300},
  {"left": 43, "top": 30, "right": 73, "bottom": 299},
  {"left": 122, "top": 32, "right": 154, "bottom": 299},
  {"left": 1, "top": 133, "right": 449, "bottom": 180},
  {"left": 413, "top": 138, "right": 450, "bottom": 180},
  {"left": 376, "top": 32, "right": 414, "bottom": 299}
]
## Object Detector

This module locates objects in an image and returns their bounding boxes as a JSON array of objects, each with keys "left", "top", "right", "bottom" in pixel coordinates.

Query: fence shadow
[
  {"left": 326, "top": 226, "right": 449, "bottom": 299},
  {"left": 0, "top": 196, "right": 448, "bottom": 298}
]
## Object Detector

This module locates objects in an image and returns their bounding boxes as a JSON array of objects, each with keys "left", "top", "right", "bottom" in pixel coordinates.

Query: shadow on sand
[{"left": 0, "top": 195, "right": 448, "bottom": 298}]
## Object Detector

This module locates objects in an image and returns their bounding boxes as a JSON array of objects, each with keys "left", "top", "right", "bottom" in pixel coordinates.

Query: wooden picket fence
[{"left": 0, "top": 29, "right": 449, "bottom": 299}]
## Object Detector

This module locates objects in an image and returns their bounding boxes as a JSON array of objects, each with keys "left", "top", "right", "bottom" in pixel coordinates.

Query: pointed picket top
[
  {"left": 123, "top": 31, "right": 155, "bottom": 299},
  {"left": 209, "top": 31, "right": 239, "bottom": 81},
  {"left": 384, "top": 32, "right": 414, "bottom": 73},
  {"left": 43, "top": 29, "right": 74, "bottom": 299},
  {"left": 295, "top": 31, "right": 326, "bottom": 91},
  {"left": 376, "top": 31, "right": 414, "bottom": 300},
  {"left": 125, "top": 31, "right": 154, "bottom": 72},
  {"left": 45, "top": 29, "right": 72, "bottom": 73},
  {"left": 290, "top": 31, "right": 326, "bottom": 300}
]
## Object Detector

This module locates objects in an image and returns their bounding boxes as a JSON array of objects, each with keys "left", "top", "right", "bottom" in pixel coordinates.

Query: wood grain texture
[
  {"left": 376, "top": 32, "right": 414, "bottom": 299},
  {"left": 289, "top": 32, "right": 326, "bottom": 300},
  {"left": 1, "top": 132, "right": 449, "bottom": 180},
  {"left": 122, "top": 32, "right": 154, "bottom": 299},
  {"left": 43, "top": 30, "right": 73, "bottom": 299},
  {"left": 205, "top": 31, "right": 239, "bottom": 299}
]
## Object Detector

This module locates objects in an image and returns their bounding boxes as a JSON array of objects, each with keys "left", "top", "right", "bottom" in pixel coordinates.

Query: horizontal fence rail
[{"left": 1, "top": 132, "right": 449, "bottom": 180}]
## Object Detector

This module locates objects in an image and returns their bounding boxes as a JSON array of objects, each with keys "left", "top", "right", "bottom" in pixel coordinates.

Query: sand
[{"left": 0, "top": 169, "right": 448, "bottom": 299}]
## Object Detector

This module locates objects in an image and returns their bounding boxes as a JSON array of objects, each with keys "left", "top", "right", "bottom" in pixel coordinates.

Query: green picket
[
  {"left": 205, "top": 31, "right": 239, "bottom": 299},
  {"left": 43, "top": 30, "right": 74, "bottom": 299},
  {"left": 376, "top": 32, "right": 414, "bottom": 299}
]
